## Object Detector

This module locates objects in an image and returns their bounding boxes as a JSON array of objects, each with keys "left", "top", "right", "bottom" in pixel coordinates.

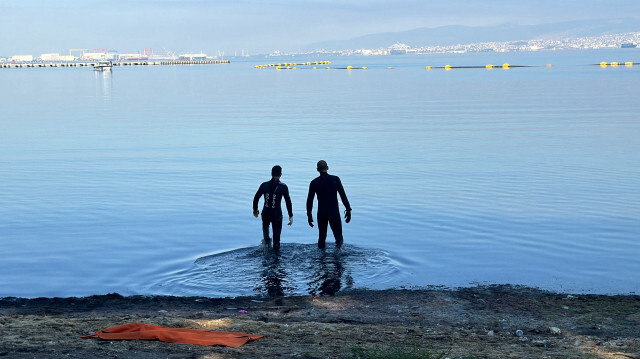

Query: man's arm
[
  {"left": 336, "top": 177, "right": 351, "bottom": 212},
  {"left": 253, "top": 184, "right": 263, "bottom": 216},
  {"left": 284, "top": 185, "right": 293, "bottom": 219},
  {"left": 306, "top": 182, "right": 315, "bottom": 227},
  {"left": 336, "top": 177, "right": 351, "bottom": 223}
]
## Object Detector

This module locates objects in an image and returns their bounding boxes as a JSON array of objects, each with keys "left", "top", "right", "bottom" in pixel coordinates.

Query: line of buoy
[
  {"left": 599, "top": 61, "right": 636, "bottom": 67},
  {"left": 252, "top": 62, "right": 640, "bottom": 70},
  {"left": 425, "top": 63, "right": 534, "bottom": 70},
  {"left": 255, "top": 61, "right": 331, "bottom": 69}
]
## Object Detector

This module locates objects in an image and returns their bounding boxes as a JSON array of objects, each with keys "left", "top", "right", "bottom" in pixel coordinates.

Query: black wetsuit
[
  {"left": 253, "top": 178, "right": 293, "bottom": 250},
  {"left": 306, "top": 172, "right": 351, "bottom": 248}
]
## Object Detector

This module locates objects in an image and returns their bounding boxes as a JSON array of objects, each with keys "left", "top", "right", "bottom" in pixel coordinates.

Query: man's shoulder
[
  {"left": 258, "top": 180, "right": 272, "bottom": 190},
  {"left": 327, "top": 174, "right": 341, "bottom": 182}
]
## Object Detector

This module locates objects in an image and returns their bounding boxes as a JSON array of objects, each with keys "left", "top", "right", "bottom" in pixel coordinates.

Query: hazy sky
[{"left": 2, "top": 0, "right": 639, "bottom": 56}]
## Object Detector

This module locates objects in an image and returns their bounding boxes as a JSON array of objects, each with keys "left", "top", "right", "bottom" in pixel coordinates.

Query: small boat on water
[{"left": 94, "top": 61, "right": 112, "bottom": 72}]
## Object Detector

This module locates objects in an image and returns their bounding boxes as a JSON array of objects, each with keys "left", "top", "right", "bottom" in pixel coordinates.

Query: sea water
[{"left": 1, "top": 49, "right": 639, "bottom": 298}]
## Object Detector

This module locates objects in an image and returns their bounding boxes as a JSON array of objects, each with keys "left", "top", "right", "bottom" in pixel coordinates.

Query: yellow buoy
[
  {"left": 362, "top": 66, "right": 368, "bottom": 69},
  {"left": 387, "top": 67, "right": 393, "bottom": 69},
  {"left": 312, "top": 67, "right": 317, "bottom": 70},
  {"left": 347, "top": 65, "right": 353, "bottom": 70},
  {"left": 611, "top": 62, "right": 619, "bottom": 67},
  {"left": 444, "top": 64, "right": 452, "bottom": 70},
  {"left": 276, "top": 66, "right": 282, "bottom": 70},
  {"left": 486, "top": 64, "right": 493, "bottom": 69},
  {"left": 425, "top": 66, "right": 432, "bottom": 70},
  {"left": 625, "top": 62, "right": 633, "bottom": 66},
  {"left": 502, "top": 63, "right": 510, "bottom": 69},
  {"left": 546, "top": 64, "right": 552, "bottom": 67},
  {"left": 600, "top": 62, "right": 608, "bottom": 67},
  {"left": 326, "top": 67, "right": 331, "bottom": 69}
]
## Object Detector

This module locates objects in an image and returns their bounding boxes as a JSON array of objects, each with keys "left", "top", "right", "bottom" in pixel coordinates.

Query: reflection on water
[
  {"left": 257, "top": 248, "right": 293, "bottom": 297},
  {"left": 147, "top": 243, "right": 399, "bottom": 297},
  {"left": 307, "top": 249, "right": 351, "bottom": 296},
  {"left": 256, "top": 245, "right": 355, "bottom": 297},
  {"left": 94, "top": 70, "right": 112, "bottom": 102}
]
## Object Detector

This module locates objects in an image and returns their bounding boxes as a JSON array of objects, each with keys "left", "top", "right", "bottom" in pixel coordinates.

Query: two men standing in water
[{"left": 253, "top": 160, "right": 351, "bottom": 250}]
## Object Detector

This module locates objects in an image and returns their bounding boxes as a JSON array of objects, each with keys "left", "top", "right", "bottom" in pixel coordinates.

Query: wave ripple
[{"left": 147, "top": 243, "right": 402, "bottom": 297}]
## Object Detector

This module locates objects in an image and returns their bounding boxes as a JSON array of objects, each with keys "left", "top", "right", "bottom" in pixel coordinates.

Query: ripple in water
[{"left": 147, "top": 243, "right": 402, "bottom": 297}]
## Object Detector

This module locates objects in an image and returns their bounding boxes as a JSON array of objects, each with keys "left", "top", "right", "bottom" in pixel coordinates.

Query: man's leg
[
  {"left": 272, "top": 216, "right": 283, "bottom": 251},
  {"left": 261, "top": 215, "right": 272, "bottom": 246},
  {"left": 317, "top": 215, "right": 329, "bottom": 249},
  {"left": 328, "top": 214, "right": 344, "bottom": 247}
]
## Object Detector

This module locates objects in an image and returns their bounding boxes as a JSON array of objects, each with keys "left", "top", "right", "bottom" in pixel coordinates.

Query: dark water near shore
[{"left": 1, "top": 49, "right": 639, "bottom": 298}]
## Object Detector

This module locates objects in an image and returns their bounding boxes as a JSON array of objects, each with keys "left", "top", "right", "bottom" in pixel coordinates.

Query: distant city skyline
[
  {"left": 2, "top": 0, "right": 640, "bottom": 56},
  {"left": 3, "top": 30, "right": 638, "bottom": 63}
]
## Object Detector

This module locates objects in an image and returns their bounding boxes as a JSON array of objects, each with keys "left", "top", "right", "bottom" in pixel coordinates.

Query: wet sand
[{"left": 1, "top": 285, "right": 638, "bottom": 358}]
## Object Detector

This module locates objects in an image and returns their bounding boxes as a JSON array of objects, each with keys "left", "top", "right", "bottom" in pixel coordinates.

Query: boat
[{"left": 94, "top": 61, "right": 112, "bottom": 71}]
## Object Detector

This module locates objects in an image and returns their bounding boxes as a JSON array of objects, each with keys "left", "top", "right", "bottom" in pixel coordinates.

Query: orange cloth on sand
[{"left": 82, "top": 323, "right": 264, "bottom": 347}]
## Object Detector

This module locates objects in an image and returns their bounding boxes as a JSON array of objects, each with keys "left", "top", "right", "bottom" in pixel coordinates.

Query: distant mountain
[{"left": 304, "top": 18, "right": 640, "bottom": 51}]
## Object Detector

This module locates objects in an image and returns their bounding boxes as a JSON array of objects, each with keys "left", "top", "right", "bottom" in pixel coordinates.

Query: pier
[{"left": 0, "top": 59, "right": 230, "bottom": 69}]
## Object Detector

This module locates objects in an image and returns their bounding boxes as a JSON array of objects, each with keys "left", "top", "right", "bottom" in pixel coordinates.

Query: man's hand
[
  {"left": 253, "top": 210, "right": 259, "bottom": 218},
  {"left": 308, "top": 216, "right": 314, "bottom": 228},
  {"left": 345, "top": 210, "right": 351, "bottom": 223},
  {"left": 288, "top": 216, "right": 293, "bottom": 226}
]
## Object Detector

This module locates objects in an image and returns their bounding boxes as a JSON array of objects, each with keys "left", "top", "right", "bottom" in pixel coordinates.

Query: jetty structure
[
  {"left": 0, "top": 60, "right": 230, "bottom": 69},
  {"left": 0, "top": 49, "right": 229, "bottom": 69}
]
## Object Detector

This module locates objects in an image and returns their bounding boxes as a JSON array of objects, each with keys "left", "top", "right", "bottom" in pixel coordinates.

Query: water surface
[{"left": 1, "top": 49, "right": 639, "bottom": 297}]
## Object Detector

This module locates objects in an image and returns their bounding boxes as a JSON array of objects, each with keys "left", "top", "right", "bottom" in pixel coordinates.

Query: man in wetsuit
[
  {"left": 306, "top": 160, "right": 352, "bottom": 249},
  {"left": 253, "top": 165, "right": 293, "bottom": 251}
]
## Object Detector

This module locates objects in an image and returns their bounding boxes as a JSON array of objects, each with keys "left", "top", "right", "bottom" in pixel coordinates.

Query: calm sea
[{"left": 1, "top": 49, "right": 639, "bottom": 298}]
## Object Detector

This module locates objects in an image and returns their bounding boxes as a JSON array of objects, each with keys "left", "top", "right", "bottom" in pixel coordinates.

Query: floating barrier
[
  {"left": 422, "top": 64, "right": 533, "bottom": 70},
  {"left": 597, "top": 61, "right": 638, "bottom": 67},
  {"left": 251, "top": 61, "right": 573, "bottom": 71},
  {"left": 254, "top": 61, "right": 331, "bottom": 69}
]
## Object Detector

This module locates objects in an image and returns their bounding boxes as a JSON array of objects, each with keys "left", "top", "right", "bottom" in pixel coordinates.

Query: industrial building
[
  {"left": 10, "top": 55, "right": 34, "bottom": 62},
  {"left": 38, "top": 53, "right": 75, "bottom": 62}
]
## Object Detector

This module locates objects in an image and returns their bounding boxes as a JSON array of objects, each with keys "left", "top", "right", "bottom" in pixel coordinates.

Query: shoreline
[{"left": 1, "top": 285, "right": 638, "bottom": 358}]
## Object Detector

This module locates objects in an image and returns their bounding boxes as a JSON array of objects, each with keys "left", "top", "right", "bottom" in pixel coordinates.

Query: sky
[{"left": 1, "top": 0, "right": 639, "bottom": 56}]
